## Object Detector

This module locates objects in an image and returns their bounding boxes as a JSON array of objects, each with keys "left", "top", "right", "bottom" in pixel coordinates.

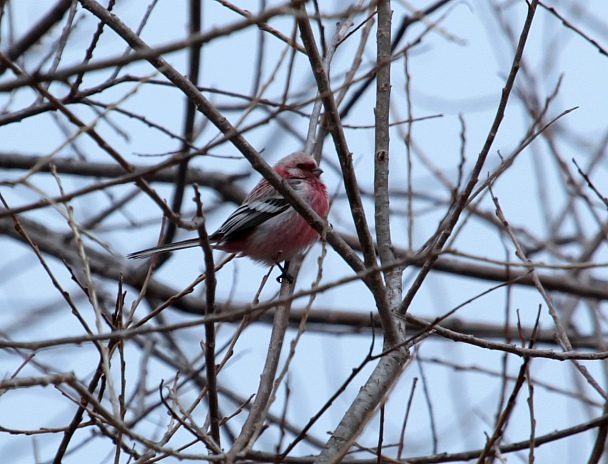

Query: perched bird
[{"left": 128, "top": 152, "right": 329, "bottom": 281}]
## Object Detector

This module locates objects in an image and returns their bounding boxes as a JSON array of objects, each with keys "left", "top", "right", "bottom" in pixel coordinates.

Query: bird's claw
[
  {"left": 276, "top": 272, "right": 294, "bottom": 284},
  {"left": 275, "top": 261, "right": 294, "bottom": 284}
]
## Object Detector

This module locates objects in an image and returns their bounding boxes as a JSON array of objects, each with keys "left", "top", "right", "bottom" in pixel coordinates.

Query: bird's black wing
[{"left": 212, "top": 196, "right": 290, "bottom": 241}]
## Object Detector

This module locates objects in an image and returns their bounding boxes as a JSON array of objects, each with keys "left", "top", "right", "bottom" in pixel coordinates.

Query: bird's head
[{"left": 276, "top": 152, "right": 323, "bottom": 180}]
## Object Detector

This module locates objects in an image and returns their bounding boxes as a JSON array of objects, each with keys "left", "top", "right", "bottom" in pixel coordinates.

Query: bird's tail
[{"left": 127, "top": 238, "right": 203, "bottom": 259}]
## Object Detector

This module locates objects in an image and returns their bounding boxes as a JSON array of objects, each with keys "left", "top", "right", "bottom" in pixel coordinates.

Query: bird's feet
[
  {"left": 276, "top": 262, "right": 294, "bottom": 284},
  {"left": 276, "top": 272, "right": 294, "bottom": 284}
]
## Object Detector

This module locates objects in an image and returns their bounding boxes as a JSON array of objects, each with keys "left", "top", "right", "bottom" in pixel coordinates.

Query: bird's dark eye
[{"left": 296, "top": 163, "right": 306, "bottom": 169}]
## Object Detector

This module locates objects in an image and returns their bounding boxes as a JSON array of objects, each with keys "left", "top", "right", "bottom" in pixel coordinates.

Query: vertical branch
[
  {"left": 113, "top": 281, "right": 127, "bottom": 464},
  {"left": 164, "top": 0, "right": 203, "bottom": 249},
  {"left": 308, "top": 3, "right": 411, "bottom": 462},
  {"left": 376, "top": 405, "right": 385, "bottom": 462},
  {"left": 374, "top": 0, "right": 403, "bottom": 319},
  {"left": 193, "top": 186, "right": 221, "bottom": 448},
  {"left": 403, "top": 52, "right": 414, "bottom": 252},
  {"left": 295, "top": 3, "right": 401, "bottom": 346}
]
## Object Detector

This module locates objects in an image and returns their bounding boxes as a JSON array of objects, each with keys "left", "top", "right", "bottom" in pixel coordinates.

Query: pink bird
[{"left": 128, "top": 152, "right": 329, "bottom": 281}]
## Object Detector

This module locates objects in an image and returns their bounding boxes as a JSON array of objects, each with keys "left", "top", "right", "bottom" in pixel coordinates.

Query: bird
[{"left": 127, "top": 152, "right": 329, "bottom": 282}]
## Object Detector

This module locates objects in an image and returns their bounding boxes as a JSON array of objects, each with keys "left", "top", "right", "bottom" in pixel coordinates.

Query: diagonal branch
[{"left": 398, "top": 0, "right": 541, "bottom": 315}]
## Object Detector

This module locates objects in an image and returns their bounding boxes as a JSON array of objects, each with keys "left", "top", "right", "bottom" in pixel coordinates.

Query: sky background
[{"left": 1, "top": 0, "right": 608, "bottom": 463}]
